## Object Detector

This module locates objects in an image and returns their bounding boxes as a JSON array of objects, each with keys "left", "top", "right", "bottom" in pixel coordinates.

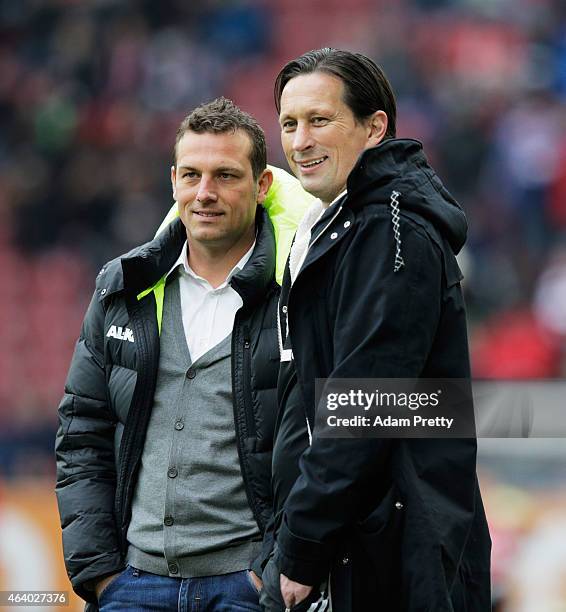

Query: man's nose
[
  {"left": 195, "top": 177, "right": 218, "bottom": 204},
  {"left": 292, "top": 123, "right": 314, "bottom": 152}
]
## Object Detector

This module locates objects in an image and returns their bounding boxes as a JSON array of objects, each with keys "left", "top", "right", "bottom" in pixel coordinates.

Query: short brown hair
[
  {"left": 174, "top": 97, "right": 267, "bottom": 180},
  {"left": 274, "top": 48, "right": 397, "bottom": 140}
]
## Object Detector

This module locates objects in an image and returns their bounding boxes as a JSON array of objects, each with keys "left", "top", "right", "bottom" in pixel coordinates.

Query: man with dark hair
[
  {"left": 56, "top": 97, "right": 279, "bottom": 611},
  {"left": 273, "top": 47, "right": 397, "bottom": 140},
  {"left": 174, "top": 97, "right": 268, "bottom": 180},
  {"left": 262, "top": 48, "right": 491, "bottom": 611}
]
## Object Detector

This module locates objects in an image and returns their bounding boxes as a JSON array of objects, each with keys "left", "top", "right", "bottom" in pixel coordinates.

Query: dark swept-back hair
[
  {"left": 174, "top": 97, "right": 267, "bottom": 180},
  {"left": 274, "top": 48, "right": 397, "bottom": 139}
]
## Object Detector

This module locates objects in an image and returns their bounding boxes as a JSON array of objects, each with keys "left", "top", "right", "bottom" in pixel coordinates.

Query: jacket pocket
[{"left": 354, "top": 485, "right": 404, "bottom": 590}]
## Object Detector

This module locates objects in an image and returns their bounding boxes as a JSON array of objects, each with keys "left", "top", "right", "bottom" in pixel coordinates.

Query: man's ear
[
  {"left": 170, "top": 165, "right": 177, "bottom": 201},
  {"left": 367, "top": 110, "right": 388, "bottom": 147},
  {"left": 256, "top": 168, "right": 274, "bottom": 205}
]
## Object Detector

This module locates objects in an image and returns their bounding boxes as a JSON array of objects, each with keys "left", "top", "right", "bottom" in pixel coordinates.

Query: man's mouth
[
  {"left": 194, "top": 211, "right": 223, "bottom": 217},
  {"left": 297, "top": 156, "right": 328, "bottom": 169}
]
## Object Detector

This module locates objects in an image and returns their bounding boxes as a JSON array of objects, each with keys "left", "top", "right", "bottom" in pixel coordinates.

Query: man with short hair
[
  {"left": 56, "top": 97, "right": 280, "bottom": 611},
  {"left": 262, "top": 48, "right": 492, "bottom": 611}
]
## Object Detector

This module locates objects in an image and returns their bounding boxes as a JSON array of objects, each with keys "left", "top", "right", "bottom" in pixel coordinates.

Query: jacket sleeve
[
  {"left": 55, "top": 290, "right": 124, "bottom": 603},
  {"left": 275, "top": 211, "right": 444, "bottom": 584},
  {"left": 249, "top": 512, "right": 276, "bottom": 578}
]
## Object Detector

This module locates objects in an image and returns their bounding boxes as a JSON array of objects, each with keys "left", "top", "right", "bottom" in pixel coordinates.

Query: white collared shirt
[
  {"left": 289, "top": 189, "right": 347, "bottom": 284},
  {"left": 166, "top": 241, "right": 255, "bottom": 363}
]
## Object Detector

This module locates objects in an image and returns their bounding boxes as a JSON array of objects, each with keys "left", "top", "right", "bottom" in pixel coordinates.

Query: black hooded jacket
[{"left": 271, "top": 139, "right": 491, "bottom": 611}]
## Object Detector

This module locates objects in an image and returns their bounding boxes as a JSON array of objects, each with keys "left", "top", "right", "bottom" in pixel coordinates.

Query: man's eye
[
  {"left": 281, "top": 120, "right": 296, "bottom": 131},
  {"left": 312, "top": 117, "right": 328, "bottom": 126},
  {"left": 219, "top": 173, "right": 235, "bottom": 180},
  {"left": 182, "top": 172, "right": 198, "bottom": 179}
]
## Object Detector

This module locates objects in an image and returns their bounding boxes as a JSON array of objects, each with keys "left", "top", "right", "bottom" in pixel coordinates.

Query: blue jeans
[{"left": 98, "top": 566, "right": 262, "bottom": 611}]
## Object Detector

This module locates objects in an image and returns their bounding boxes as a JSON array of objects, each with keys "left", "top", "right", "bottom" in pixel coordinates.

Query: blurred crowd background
[{"left": 1, "top": 0, "right": 565, "bottom": 609}]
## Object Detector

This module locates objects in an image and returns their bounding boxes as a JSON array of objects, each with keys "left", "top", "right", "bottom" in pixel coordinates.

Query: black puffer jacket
[
  {"left": 55, "top": 209, "right": 280, "bottom": 606},
  {"left": 272, "top": 140, "right": 491, "bottom": 611}
]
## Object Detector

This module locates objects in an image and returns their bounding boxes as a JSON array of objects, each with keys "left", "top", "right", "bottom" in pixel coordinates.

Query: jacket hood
[{"left": 346, "top": 139, "right": 467, "bottom": 254}]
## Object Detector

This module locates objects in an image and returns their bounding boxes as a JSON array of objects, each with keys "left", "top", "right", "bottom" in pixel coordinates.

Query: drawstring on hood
[{"left": 389, "top": 190, "right": 405, "bottom": 273}]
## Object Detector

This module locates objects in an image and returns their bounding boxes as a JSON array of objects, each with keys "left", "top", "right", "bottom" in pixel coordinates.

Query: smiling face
[
  {"left": 279, "top": 71, "right": 386, "bottom": 206},
  {"left": 172, "top": 129, "right": 272, "bottom": 255}
]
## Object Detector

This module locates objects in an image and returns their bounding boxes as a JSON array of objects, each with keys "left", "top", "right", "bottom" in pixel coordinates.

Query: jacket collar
[
  {"left": 229, "top": 208, "right": 276, "bottom": 307},
  {"left": 102, "top": 208, "right": 275, "bottom": 306}
]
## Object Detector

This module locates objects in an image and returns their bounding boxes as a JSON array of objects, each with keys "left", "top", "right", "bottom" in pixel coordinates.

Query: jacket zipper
[
  {"left": 281, "top": 203, "right": 344, "bottom": 350},
  {"left": 283, "top": 204, "right": 344, "bottom": 446},
  {"left": 231, "top": 312, "right": 263, "bottom": 530},
  {"left": 277, "top": 204, "right": 342, "bottom": 360},
  {"left": 116, "top": 295, "right": 160, "bottom": 551},
  {"left": 241, "top": 324, "right": 256, "bottom": 437}
]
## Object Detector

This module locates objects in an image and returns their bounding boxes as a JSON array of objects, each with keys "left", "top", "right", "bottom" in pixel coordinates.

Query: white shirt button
[
  {"left": 344, "top": 221, "right": 351, "bottom": 228},
  {"left": 330, "top": 232, "right": 338, "bottom": 239}
]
